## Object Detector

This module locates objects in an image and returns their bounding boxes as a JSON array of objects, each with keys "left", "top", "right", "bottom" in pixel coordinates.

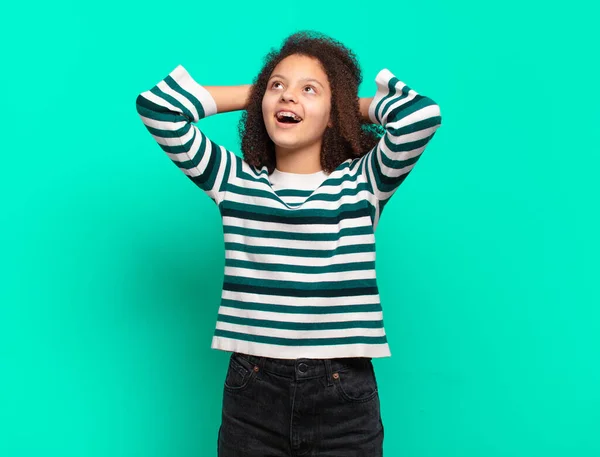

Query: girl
[{"left": 136, "top": 30, "right": 442, "bottom": 457}]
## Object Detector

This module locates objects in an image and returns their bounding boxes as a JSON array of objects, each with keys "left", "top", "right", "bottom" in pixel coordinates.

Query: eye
[{"left": 270, "top": 81, "right": 316, "bottom": 94}]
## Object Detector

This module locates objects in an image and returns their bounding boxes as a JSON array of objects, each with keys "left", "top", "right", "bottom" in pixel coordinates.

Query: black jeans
[{"left": 217, "top": 351, "right": 384, "bottom": 456}]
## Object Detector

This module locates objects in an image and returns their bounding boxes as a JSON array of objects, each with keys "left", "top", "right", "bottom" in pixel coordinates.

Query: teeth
[{"left": 277, "top": 111, "right": 302, "bottom": 121}]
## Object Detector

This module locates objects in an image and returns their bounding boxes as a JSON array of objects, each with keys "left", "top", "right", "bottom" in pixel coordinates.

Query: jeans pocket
[
  {"left": 224, "top": 352, "right": 258, "bottom": 393},
  {"left": 332, "top": 358, "right": 378, "bottom": 403}
]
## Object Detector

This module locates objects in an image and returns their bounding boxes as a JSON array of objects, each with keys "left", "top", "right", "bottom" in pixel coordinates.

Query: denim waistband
[{"left": 233, "top": 351, "right": 373, "bottom": 383}]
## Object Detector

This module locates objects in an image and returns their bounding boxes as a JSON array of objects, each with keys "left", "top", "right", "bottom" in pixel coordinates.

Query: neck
[{"left": 274, "top": 140, "right": 323, "bottom": 173}]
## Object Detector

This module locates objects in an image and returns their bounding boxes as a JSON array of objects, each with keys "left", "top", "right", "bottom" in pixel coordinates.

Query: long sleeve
[
  {"left": 135, "top": 65, "right": 235, "bottom": 206},
  {"left": 360, "top": 68, "right": 442, "bottom": 225}
]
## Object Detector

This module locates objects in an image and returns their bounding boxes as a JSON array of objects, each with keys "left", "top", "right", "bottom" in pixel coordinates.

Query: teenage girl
[{"left": 136, "top": 30, "right": 442, "bottom": 457}]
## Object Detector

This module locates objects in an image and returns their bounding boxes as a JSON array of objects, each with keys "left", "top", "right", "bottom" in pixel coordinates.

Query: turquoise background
[{"left": 2, "top": 1, "right": 599, "bottom": 456}]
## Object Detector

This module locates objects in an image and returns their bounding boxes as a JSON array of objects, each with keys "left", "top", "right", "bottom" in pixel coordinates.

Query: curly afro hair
[{"left": 238, "top": 30, "right": 384, "bottom": 175}]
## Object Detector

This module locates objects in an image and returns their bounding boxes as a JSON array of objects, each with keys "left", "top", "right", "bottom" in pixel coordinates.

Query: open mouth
[{"left": 275, "top": 111, "right": 303, "bottom": 125}]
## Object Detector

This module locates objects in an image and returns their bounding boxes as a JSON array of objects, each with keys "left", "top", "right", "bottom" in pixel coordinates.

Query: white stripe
[
  {"left": 224, "top": 249, "right": 376, "bottom": 266},
  {"left": 157, "top": 79, "right": 200, "bottom": 121},
  {"left": 215, "top": 321, "right": 386, "bottom": 339},
  {"left": 373, "top": 141, "right": 422, "bottom": 180},
  {"left": 168, "top": 64, "right": 218, "bottom": 117},
  {"left": 167, "top": 134, "right": 213, "bottom": 177},
  {"left": 138, "top": 91, "right": 196, "bottom": 146},
  {"left": 224, "top": 266, "right": 376, "bottom": 282},
  {"left": 222, "top": 215, "right": 372, "bottom": 233},
  {"left": 137, "top": 111, "right": 188, "bottom": 132},
  {"left": 225, "top": 187, "right": 377, "bottom": 211},
  {"left": 221, "top": 290, "right": 380, "bottom": 306},
  {"left": 219, "top": 306, "right": 383, "bottom": 322},
  {"left": 211, "top": 336, "right": 392, "bottom": 359},
  {"left": 377, "top": 85, "right": 417, "bottom": 125},
  {"left": 223, "top": 233, "right": 374, "bottom": 250},
  {"left": 365, "top": 152, "right": 382, "bottom": 231},
  {"left": 386, "top": 105, "right": 441, "bottom": 143}
]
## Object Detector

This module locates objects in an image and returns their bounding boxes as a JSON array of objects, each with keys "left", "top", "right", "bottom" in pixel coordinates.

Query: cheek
[
  {"left": 308, "top": 105, "right": 330, "bottom": 127},
  {"left": 261, "top": 102, "right": 270, "bottom": 125},
  {"left": 262, "top": 97, "right": 275, "bottom": 119}
]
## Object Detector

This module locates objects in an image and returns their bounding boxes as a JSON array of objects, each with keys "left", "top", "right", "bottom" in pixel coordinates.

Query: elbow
[{"left": 135, "top": 94, "right": 146, "bottom": 114}]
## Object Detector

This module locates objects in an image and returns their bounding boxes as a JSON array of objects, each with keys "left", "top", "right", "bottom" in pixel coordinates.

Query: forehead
[{"left": 269, "top": 55, "right": 329, "bottom": 88}]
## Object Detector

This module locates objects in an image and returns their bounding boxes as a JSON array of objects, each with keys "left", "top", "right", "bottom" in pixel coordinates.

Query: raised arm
[
  {"left": 135, "top": 65, "right": 251, "bottom": 205},
  {"left": 358, "top": 69, "right": 442, "bottom": 225},
  {"left": 203, "top": 84, "right": 252, "bottom": 113}
]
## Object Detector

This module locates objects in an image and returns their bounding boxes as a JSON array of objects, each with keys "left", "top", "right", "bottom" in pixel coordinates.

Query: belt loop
[
  {"left": 258, "top": 356, "right": 266, "bottom": 372},
  {"left": 324, "top": 359, "right": 333, "bottom": 386}
]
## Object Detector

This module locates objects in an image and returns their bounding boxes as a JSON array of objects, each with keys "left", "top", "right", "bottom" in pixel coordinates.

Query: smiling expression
[{"left": 262, "top": 54, "right": 332, "bottom": 152}]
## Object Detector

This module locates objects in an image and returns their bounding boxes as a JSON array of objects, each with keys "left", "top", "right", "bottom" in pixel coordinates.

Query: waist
[{"left": 234, "top": 351, "right": 372, "bottom": 380}]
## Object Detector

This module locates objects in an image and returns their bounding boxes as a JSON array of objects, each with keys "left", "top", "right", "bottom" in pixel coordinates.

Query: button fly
[{"left": 297, "top": 362, "right": 309, "bottom": 373}]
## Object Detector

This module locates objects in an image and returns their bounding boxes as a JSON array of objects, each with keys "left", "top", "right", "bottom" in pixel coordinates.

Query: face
[{"left": 262, "top": 54, "right": 332, "bottom": 153}]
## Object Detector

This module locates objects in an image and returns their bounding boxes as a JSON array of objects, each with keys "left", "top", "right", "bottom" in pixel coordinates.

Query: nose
[{"left": 281, "top": 87, "right": 297, "bottom": 102}]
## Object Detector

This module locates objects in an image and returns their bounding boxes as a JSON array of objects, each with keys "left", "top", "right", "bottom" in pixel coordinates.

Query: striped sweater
[
  {"left": 135, "top": 65, "right": 442, "bottom": 359},
  {"left": 269, "top": 168, "right": 330, "bottom": 206}
]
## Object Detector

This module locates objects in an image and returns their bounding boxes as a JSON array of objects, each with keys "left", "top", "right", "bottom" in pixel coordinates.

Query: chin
[
  {"left": 272, "top": 140, "right": 301, "bottom": 150},
  {"left": 268, "top": 130, "right": 297, "bottom": 144}
]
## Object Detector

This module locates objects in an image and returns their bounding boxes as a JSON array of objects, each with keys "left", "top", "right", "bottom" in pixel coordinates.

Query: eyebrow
[{"left": 268, "top": 74, "right": 325, "bottom": 89}]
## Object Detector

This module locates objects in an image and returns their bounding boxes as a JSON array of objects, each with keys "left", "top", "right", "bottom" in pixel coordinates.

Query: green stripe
[
  {"left": 224, "top": 181, "right": 373, "bottom": 209},
  {"left": 217, "top": 314, "right": 384, "bottom": 330},
  {"left": 164, "top": 73, "right": 206, "bottom": 119},
  {"left": 135, "top": 94, "right": 191, "bottom": 124},
  {"left": 149, "top": 85, "right": 195, "bottom": 122},
  {"left": 224, "top": 242, "right": 374, "bottom": 258},
  {"left": 223, "top": 224, "right": 373, "bottom": 241},
  {"left": 222, "top": 199, "right": 368, "bottom": 219},
  {"left": 223, "top": 275, "right": 377, "bottom": 291},
  {"left": 220, "top": 299, "right": 382, "bottom": 314},
  {"left": 225, "top": 259, "right": 375, "bottom": 274},
  {"left": 374, "top": 76, "right": 401, "bottom": 124},
  {"left": 275, "top": 189, "right": 314, "bottom": 197},
  {"left": 214, "top": 329, "right": 388, "bottom": 346}
]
